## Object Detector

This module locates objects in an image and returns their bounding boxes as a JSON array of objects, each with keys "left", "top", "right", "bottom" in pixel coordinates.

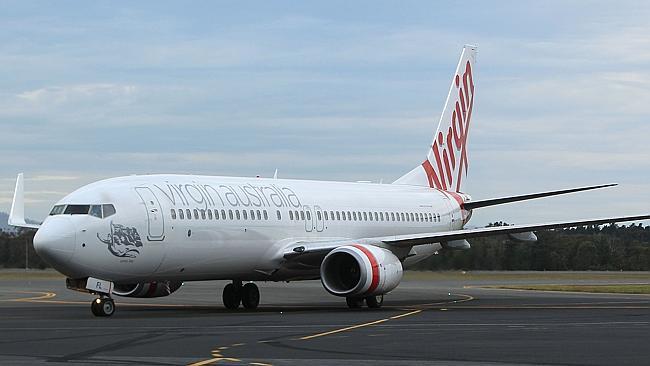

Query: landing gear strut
[
  {"left": 346, "top": 294, "right": 384, "bottom": 309},
  {"left": 91, "top": 296, "right": 115, "bottom": 317},
  {"left": 222, "top": 281, "right": 260, "bottom": 310}
]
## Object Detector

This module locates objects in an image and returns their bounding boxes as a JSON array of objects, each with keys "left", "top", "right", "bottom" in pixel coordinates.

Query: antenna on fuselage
[{"left": 273, "top": 169, "right": 279, "bottom": 179}]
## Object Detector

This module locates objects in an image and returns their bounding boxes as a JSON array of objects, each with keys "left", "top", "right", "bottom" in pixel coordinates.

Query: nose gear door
[{"left": 135, "top": 187, "right": 165, "bottom": 241}]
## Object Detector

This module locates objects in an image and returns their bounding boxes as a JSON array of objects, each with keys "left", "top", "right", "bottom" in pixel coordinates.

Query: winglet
[{"left": 8, "top": 173, "right": 40, "bottom": 230}]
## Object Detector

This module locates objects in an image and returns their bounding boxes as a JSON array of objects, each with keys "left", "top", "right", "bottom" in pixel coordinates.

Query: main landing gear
[
  {"left": 91, "top": 296, "right": 115, "bottom": 317},
  {"left": 346, "top": 294, "right": 384, "bottom": 309},
  {"left": 222, "top": 281, "right": 260, "bottom": 310}
]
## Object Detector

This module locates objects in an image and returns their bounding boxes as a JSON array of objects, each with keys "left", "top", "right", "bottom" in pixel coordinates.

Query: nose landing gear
[
  {"left": 91, "top": 296, "right": 115, "bottom": 317},
  {"left": 222, "top": 281, "right": 260, "bottom": 310}
]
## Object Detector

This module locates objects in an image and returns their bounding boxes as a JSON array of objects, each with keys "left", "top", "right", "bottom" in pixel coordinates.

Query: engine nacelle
[
  {"left": 113, "top": 281, "right": 182, "bottom": 298},
  {"left": 320, "top": 244, "right": 403, "bottom": 297}
]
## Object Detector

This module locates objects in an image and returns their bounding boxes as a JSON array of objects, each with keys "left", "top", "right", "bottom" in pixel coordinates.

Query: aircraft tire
[
  {"left": 241, "top": 283, "right": 260, "bottom": 310},
  {"left": 365, "top": 295, "right": 384, "bottom": 309},
  {"left": 223, "top": 283, "right": 241, "bottom": 310},
  {"left": 91, "top": 298, "right": 115, "bottom": 317},
  {"left": 346, "top": 297, "right": 364, "bottom": 308}
]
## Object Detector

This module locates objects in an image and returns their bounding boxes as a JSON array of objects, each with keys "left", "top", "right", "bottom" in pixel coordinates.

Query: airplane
[{"left": 8, "top": 45, "right": 649, "bottom": 317}]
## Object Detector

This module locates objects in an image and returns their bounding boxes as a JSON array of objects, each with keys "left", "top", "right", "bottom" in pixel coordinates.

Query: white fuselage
[{"left": 34, "top": 174, "right": 467, "bottom": 284}]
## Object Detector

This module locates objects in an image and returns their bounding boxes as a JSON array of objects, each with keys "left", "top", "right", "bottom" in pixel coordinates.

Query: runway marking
[
  {"left": 299, "top": 317, "right": 390, "bottom": 340},
  {"left": 0, "top": 291, "right": 57, "bottom": 302},
  {"left": 298, "top": 293, "right": 472, "bottom": 341},
  {"left": 390, "top": 309, "right": 422, "bottom": 320}
]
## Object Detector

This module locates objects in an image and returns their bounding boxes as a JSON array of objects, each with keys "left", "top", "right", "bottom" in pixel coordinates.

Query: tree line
[{"left": 1, "top": 223, "right": 649, "bottom": 271}]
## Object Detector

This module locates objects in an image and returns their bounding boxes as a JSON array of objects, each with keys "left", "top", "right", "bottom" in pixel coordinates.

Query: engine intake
[
  {"left": 113, "top": 281, "right": 182, "bottom": 298},
  {"left": 320, "top": 244, "right": 402, "bottom": 297}
]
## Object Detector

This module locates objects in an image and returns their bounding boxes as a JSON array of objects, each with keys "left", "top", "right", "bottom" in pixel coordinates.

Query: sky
[{"left": 1, "top": 0, "right": 649, "bottom": 226}]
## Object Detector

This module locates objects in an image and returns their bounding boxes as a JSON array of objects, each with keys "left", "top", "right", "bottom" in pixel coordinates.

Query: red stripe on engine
[{"left": 352, "top": 244, "right": 380, "bottom": 295}]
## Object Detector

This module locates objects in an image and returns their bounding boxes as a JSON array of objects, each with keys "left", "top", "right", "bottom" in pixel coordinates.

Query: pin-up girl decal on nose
[{"left": 97, "top": 221, "right": 143, "bottom": 258}]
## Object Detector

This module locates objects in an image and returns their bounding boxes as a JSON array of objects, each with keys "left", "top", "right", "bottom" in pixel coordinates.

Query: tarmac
[{"left": 0, "top": 271, "right": 648, "bottom": 365}]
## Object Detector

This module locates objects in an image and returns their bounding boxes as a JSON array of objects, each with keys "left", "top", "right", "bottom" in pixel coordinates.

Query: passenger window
[
  {"left": 347, "top": 211, "right": 352, "bottom": 221},
  {"left": 192, "top": 209, "right": 198, "bottom": 219},
  {"left": 317, "top": 211, "right": 322, "bottom": 221},
  {"left": 263, "top": 210, "right": 268, "bottom": 220},
  {"left": 277, "top": 210, "right": 282, "bottom": 220},
  {"left": 221, "top": 210, "right": 226, "bottom": 220},
  {"left": 186, "top": 209, "right": 192, "bottom": 220},
  {"left": 179, "top": 209, "right": 185, "bottom": 219},
  {"left": 353, "top": 212, "right": 357, "bottom": 221},
  {"left": 242, "top": 210, "right": 248, "bottom": 220},
  {"left": 289, "top": 211, "right": 294, "bottom": 220},
  {"left": 336, "top": 211, "right": 341, "bottom": 220},
  {"left": 342, "top": 212, "right": 347, "bottom": 221},
  {"left": 89, "top": 205, "right": 102, "bottom": 218},
  {"left": 374, "top": 212, "right": 378, "bottom": 221},
  {"left": 250, "top": 210, "right": 255, "bottom": 220},
  {"left": 214, "top": 209, "right": 219, "bottom": 220},
  {"left": 257, "top": 210, "right": 262, "bottom": 220},
  {"left": 306, "top": 211, "right": 311, "bottom": 220},
  {"left": 300, "top": 211, "right": 305, "bottom": 220},
  {"left": 229, "top": 210, "right": 234, "bottom": 220},
  {"left": 171, "top": 209, "right": 177, "bottom": 220},
  {"left": 363, "top": 212, "right": 368, "bottom": 221},
  {"left": 208, "top": 209, "right": 213, "bottom": 220},
  {"left": 330, "top": 211, "right": 335, "bottom": 220},
  {"left": 236, "top": 210, "right": 241, "bottom": 220},
  {"left": 380, "top": 212, "right": 384, "bottom": 221},
  {"left": 323, "top": 211, "right": 328, "bottom": 220},
  {"left": 201, "top": 209, "right": 206, "bottom": 219}
]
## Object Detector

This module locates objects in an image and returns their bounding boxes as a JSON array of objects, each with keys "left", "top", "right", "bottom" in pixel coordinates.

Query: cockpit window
[
  {"left": 49, "top": 205, "right": 66, "bottom": 215},
  {"left": 102, "top": 204, "right": 116, "bottom": 218},
  {"left": 49, "top": 204, "right": 116, "bottom": 218},
  {"left": 64, "top": 205, "right": 91, "bottom": 215},
  {"left": 89, "top": 205, "right": 102, "bottom": 218}
]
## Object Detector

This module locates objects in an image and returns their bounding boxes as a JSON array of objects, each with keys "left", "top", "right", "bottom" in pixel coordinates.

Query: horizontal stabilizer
[{"left": 463, "top": 184, "right": 617, "bottom": 210}]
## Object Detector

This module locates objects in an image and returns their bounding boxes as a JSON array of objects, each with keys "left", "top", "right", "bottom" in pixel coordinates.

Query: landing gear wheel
[
  {"left": 91, "top": 297, "right": 115, "bottom": 317},
  {"left": 365, "top": 295, "right": 384, "bottom": 309},
  {"left": 241, "top": 283, "right": 260, "bottom": 310},
  {"left": 222, "top": 283, "right": 242, "bottom": 310},
  {"left": 346, "top": 297, "right": 364, "bottom": 308}
]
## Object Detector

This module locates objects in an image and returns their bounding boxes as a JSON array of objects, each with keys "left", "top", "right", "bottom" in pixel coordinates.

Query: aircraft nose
[{"left": 33, "top": 216, "right": 76, "bottom": 266}]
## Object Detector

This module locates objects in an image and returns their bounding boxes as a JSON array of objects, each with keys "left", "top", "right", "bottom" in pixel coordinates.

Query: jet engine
[
  {"left": 320, "top": 244, "right": 403, "bottom": 297},
  {"left": 113, "top": 281, "right": 183, "bottom": 298}
]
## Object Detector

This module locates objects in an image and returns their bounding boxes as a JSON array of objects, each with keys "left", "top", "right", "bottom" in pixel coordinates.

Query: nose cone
[{"left": 34, "top": 216, "right": 76, "bottom": 268}]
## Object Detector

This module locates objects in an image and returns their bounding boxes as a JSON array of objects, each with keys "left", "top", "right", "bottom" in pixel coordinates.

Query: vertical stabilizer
[{"left": 394, "top": 45, "right": 477, "bottom": 192}]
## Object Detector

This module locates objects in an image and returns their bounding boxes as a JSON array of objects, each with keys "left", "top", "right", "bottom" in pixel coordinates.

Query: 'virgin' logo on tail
[{"left": 422, "top": 60, "right": 474, "bottom": 192}]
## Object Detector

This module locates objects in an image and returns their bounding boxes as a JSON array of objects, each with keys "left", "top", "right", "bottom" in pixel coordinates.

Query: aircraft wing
[
  {"left": 379, "top": 214, "right": 650, "bottom": 248},
  {"left": 282, "top": 214, "right": 650, "bottom": 262}
]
